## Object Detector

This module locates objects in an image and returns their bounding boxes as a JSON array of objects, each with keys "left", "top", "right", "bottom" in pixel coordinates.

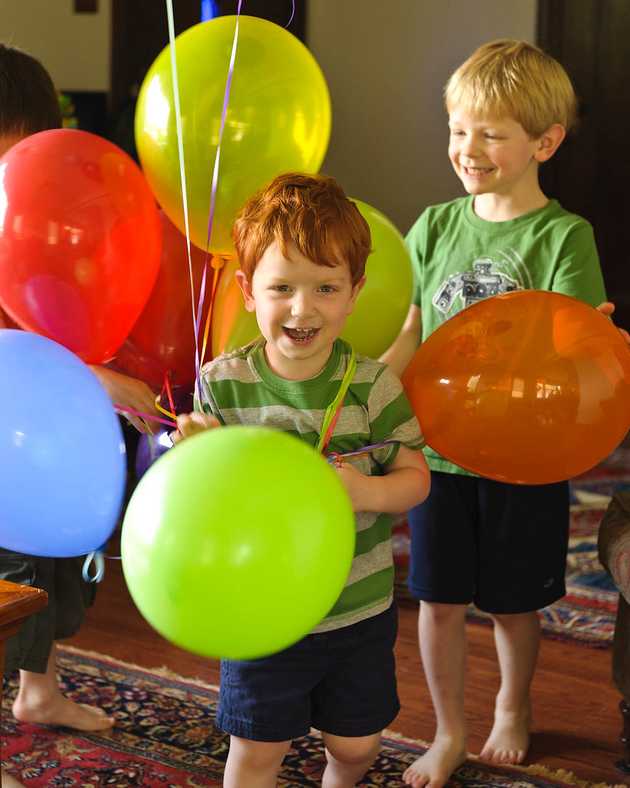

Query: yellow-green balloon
[
  {"left": 121, "top": 426, "right": 355, "bottom": 659},
  {"left": 135, "top": 16, "right": 331, "bottom": 253},
  {"left": 210, "top": 200, "right": 413, "bottom": 358},
  {"left": 342, "top": 199, "right": 413, "bottom": 357}
]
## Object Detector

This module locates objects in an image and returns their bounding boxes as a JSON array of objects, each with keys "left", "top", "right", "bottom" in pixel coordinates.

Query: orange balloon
[{"left": 403, "top": 290, "right": 630, "bottom": 484}]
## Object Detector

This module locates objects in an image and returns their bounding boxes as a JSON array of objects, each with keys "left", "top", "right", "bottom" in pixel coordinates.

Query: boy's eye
[
  {"left": 450, "top": 130, "right": 465, "bottom": 136},
  {"left": 318, "top": 284, "right": 337, "bottom": 293},
  {"left": 271, "top": 284, "right": 291, "bottom": 293}
]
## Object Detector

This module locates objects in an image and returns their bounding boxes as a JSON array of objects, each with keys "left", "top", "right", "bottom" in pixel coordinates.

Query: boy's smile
[
  {"left": 236, "top": 241, "right": 364, "bottom": 381},
  {"left": 446, "top": 109, "right": 565, "bottom": 220}
]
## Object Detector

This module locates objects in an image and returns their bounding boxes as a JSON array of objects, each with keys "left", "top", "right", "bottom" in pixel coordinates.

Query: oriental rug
[{"left": 1, "top": 647, "right": 622, "bottom": 787}]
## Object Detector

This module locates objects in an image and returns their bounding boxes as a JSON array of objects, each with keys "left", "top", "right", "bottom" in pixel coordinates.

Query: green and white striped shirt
[{"left": 196, "top": 338, "right": 423, "bottom": 632}]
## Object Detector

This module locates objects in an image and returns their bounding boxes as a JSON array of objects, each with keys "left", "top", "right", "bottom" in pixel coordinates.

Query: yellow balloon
[
  {"left": 211, "top": 201, "right": 413, "bottom": 359},
  {"left": 135, "top": 16, "right": 331, "bottom": 254}
]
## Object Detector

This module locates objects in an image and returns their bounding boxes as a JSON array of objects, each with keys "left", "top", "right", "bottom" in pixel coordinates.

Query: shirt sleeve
[
  {"left": 405, "top": 211, "right": 429, "bottom": 309},
  {"left": 366, "top": 365, "right": 424, "bottom": 468},
  {"left": 550, "top": 220, "right": 607, "bottom": 307}
]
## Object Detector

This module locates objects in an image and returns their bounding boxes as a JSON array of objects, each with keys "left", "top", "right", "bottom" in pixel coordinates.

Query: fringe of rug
[{"left": 58, "top": 644, "right": 220, "bottom": 692}]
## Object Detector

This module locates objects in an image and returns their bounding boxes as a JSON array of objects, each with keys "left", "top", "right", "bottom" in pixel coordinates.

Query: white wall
[
  {"left": 0, "top": 0, "right": 111, "bottom": 91},
  {"left": 308, "top": 0, "right": 537, "bottom": 233}
]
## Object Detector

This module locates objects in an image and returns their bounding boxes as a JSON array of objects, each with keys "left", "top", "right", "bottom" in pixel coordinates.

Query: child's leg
[
  {"left": 321, "top": 731, "right": 381, "bottom": 788},
  {"left": 12, "top": 644, "right": 114, "bottom": 731},
  {"left": 223, "top": 736, "right": 290, "bottom": 788},
  {"left": 402, "top": 601, "right": 468, "bottom": 788},
  {"left": 1, "top": 769, "right": 25, "bottom": 787},
  {"left": 480, "top": 610, "right": 540, "bottom": 764},
  {"left": 474, "top": 478, "right": 568, "bottom": 766}
]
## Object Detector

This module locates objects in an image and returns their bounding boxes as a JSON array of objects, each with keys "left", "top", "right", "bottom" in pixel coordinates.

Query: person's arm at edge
[
  {"left": 89, "top": 365, "right": 158, "bottom": 433},
  {"left": 379, "top": 304, "right": 422, "bottom": 377},
  {"left": 596, "top": 301, "right": 630, "bottom": 343}
]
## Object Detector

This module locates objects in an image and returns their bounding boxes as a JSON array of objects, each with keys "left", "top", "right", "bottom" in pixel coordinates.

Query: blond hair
[{"left": 444, "top": 39, "right": 577, "bottom": 137}]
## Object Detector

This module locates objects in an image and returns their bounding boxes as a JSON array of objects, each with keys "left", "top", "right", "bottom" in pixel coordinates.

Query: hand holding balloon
[
  {"left": 172, "top": 411, "right": 221, "bottom": 444},
  {"left": 596, "top": 301, "right": 630, "bottom": 343},
  {"left": 90, "top": 367, "right": 158, "bottom": 433}
]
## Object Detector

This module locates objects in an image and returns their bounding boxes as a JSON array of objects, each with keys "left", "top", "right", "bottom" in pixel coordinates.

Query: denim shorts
[
  {"left": 217, "top": 605, "right": 399, "bottom": 742},
  {"left": 407, "top": 472, "right": 569, "bottom": 614}
]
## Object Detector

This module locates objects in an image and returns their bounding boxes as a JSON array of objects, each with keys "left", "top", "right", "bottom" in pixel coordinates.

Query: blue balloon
[{"left": 0, "top": 330, "right": 126, "bottom": 557}]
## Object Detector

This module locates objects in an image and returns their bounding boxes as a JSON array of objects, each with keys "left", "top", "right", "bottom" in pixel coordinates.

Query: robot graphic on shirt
[{"left": 432, "top": 258, "right": 519, "bottom": 316}]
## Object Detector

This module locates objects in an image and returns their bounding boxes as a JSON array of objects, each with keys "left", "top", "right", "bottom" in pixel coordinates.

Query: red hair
[{"left": 232, "top": 172, "right": 371, "bottom": 285}]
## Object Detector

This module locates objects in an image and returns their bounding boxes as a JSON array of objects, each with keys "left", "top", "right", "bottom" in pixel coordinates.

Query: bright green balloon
[
  {"left": 210, "top": 201, "right": 413, "bottom": 359},
  {"left": 135, "top": 16, "right": 331, "bottom": 253},
  {"left": 342, "top": 199, "right": 413, "bottom": 358},
  {"left": 121, "top": 426, "right": 354, "bottom": 659}
]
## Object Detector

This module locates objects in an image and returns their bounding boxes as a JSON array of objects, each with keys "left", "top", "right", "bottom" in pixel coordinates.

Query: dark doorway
[
  {"left": 537, "top": 0, "right": 630, "bottom": 327},
  {"left": 110, "top": 1, "right": 306, "bottom": 159}
]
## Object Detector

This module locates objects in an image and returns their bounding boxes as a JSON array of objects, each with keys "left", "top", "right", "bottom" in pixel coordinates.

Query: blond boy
[{"left": 382, "top": 40, "right": 613, "bottom": 788}]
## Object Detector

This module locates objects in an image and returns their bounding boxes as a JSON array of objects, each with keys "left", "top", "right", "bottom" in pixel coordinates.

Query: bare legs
[
  {"left": 479, "top": 611, "right": 539, "bottom": 764},
  {"left": 223, "top": 732, "right": 381, "bottom": 788},
  {"left": 403, "top": 603, "right": 539, "bottom": 788},
  {"left": 403, "top": 602, "right": 468, "bottom": 788},
  {"left": 1, "top": 769, "right": 25, "bottom": 787},
  {"left": 12, "top": 644, "right": 114, "bottom": 731},
  {"left": 321, "top": 732, "right": 381, "bottom": 788}
]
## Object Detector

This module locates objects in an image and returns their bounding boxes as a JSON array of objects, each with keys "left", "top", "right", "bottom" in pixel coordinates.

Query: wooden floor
[{"left": 66, "top": 543, "right": 628, "bottom": 786}]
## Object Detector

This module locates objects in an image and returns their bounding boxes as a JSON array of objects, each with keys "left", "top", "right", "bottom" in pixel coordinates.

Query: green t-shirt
[
  {"left": 406, "top": 196, "right": 607, "bottom": 475},
  {"left": 196, "top": 338, "right": 423, "bottom": 632}
]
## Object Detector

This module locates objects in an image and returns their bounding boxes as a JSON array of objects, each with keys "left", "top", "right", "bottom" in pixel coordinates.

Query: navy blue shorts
[
  {"left": 407, "top": 472, "right": 569, "bottom": 614},
  {"left": 217, "top": 605, "right": 399, "bottom": 742}
]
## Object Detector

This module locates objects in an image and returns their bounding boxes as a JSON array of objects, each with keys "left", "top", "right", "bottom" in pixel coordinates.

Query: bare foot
[
  {"left": 2, "top": 768, "right": 25, "bottom": 787},
  {"left": 479, "top": 705, "right": 530, "bottom": 764},
  {"left": 13, "top": 693, "right": 114, "bottom": 732},
  {"left": 402, "top": 736, "right": 467, "bottom": 788}
]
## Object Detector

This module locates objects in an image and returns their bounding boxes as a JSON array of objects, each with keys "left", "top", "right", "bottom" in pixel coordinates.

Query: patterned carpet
[
  {"left": 1, "top": 647, "right": 621, "bottom": 787},
  {"left": 394, "top": 447, "right": 630, "bottom": 647}
]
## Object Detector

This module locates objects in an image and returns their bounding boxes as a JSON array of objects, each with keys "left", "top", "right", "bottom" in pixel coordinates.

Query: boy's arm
[
  {"left": 335, "top": 445, "right": 430, "bottom": 513},
  {"left": 378, "top": 304, "right": 422, "bottom": 377}
]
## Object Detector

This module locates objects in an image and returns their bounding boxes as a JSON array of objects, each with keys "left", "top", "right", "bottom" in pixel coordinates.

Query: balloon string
[
  {"left": 286, "top": 0, "right": 295, "bottom": 27},
  {"left": 165, "top": 0, "right": 201, "bottom": 377},
  {"left": 154, "top": 394, "right": 176, "bottom": 422},
  {"left": 194, "top": 1, "right": 242, "bottom": 381},
  {"left": 116, "top": 404, "right": 176, "bottom": 428},
  {"left": 317, "top": 348, "right": 357, "bottom": 454},
  {"left": 199, "top": 256, "right": 227, "bottom": 367},
  {"left": 162, "top": 371, "right": 176, "bottom": 416}
]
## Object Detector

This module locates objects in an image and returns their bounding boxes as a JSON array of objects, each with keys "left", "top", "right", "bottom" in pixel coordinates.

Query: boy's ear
[
  {"left": 235, "top": 270, "right": 256, "bottom": 312},
  {"left": 347, "top": 275, "right": 366, "bottom": 313},
  {"left": 534, "top": 124, "right": 566, "bottom": 163}
]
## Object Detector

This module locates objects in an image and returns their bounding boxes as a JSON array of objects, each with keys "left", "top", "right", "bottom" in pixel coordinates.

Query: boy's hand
[
  {"left": 172, "top": 412, "right": 221, "bottom": 445},
  {"left": 596, "top": 301, "right": 630, "bottom": 344},
  {"left": 333, "top": 462, "right": 372, "bottom": 512},
  {"left": 89, "top": 366, "right": 158, "bottom": 433}
]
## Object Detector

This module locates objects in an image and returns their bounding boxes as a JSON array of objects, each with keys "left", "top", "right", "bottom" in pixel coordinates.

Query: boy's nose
[
  {"left": 460, "top": 137, "right": 479, "bottom": 156},
  {"left": 290, "top": 292, "right": 314, "bottom": 317}
]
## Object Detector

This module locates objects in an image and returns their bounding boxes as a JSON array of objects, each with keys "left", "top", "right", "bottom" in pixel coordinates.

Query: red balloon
[
  {"left": 403, "top": 290, "right": 630, "bottom": 484},
  {"left": 112, "top": 212, "right": 211, "bottom": 388},
  {"left": 0, "top": 129, "right": 161, "bottom": 363}
]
